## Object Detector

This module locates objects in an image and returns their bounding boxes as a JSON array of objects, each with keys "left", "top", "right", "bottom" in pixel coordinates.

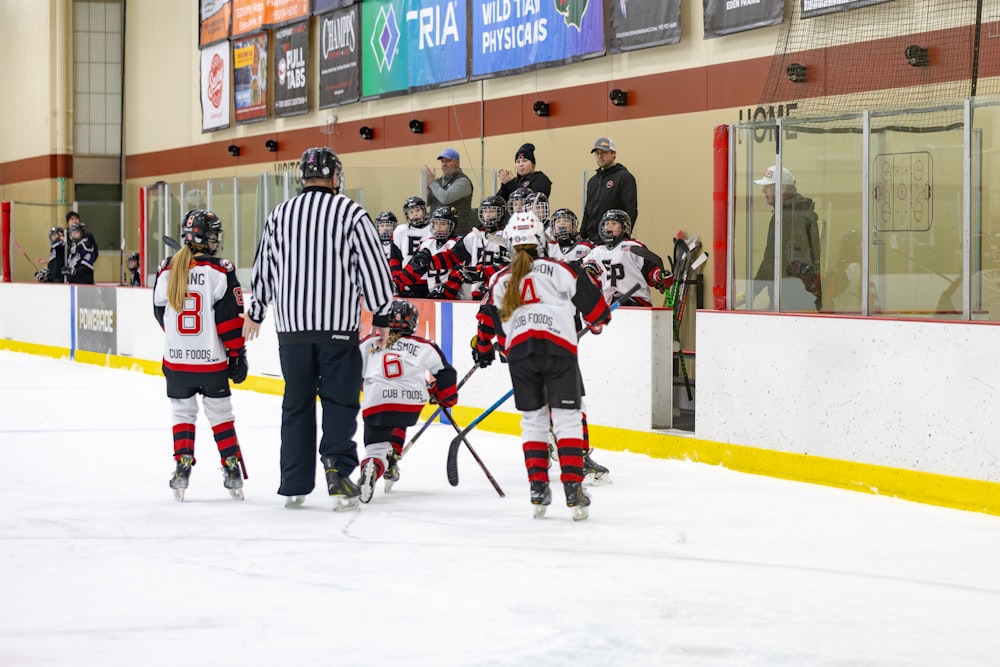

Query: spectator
[
  {"left": 750, "top": 165, "right": 822, "bottom": 312},
  {"left": 35, "top": 227, "right": 66, "bottom": 283},
  {"left": 126, "top": 252, "right": 142, "bottom": 287},
  {"left": 581, "top": 138, "right": 638, "bottom": 244},
  {"left": 152, "top": 210, "right": 248, "bottom": 502},
  {"left": 64, "top": 219, "right": 99, "bottom": 284},
  {"left": 243, "top": 147, "right": 395, "bottom": 511},
  {"left": 497, "top": 143, "right": 552, "bottom": 200},
  {"left": 423, "top": 148, "right": 475, "bottom": 236}
]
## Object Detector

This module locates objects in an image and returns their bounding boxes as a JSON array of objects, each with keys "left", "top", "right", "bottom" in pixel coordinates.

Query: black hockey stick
[
  {"left": 445, "top": 284, "right": 639, "bottom": 482},
  {"left": 163, "top": 235, "right": 181, "bottom": 250},
  {"left": 440, "top": 406, "right": 504, "bottom": 496},
  {"left": 399, "top": 363, "right": 479, "bottom": 459}
]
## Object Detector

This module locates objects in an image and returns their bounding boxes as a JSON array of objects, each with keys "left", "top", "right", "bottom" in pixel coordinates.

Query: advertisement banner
[
  {"left": 200, "top": 42, "right": 231, "bottom": 131},
  {"left": 232, "top": 0, "right": 266, "bottom": 37},
  {"left": 801, "top": 0, "right": 892, "bottom": 18},
  {"left": 200, "top": 0, "right": 231, "bottom": 47},
  {"left": 361, "top": 0, "right": 467, "bottom": 99},
  {"left": 266, "top": 0, "right": 311, "bottom": 27},
  {"left": 76, "top": 287, "right": 117, "bottom": 356},
  {"left": 313, "top": 0, "right": 355, "bottom": 14},
  {"left": 318, "top": 6, "right": 361, "bottom": 109},
  {"left": 471, "top": 0, "right": 605, "bottom": 78},
  {"left": 609, "top": 0, "right": 680, "bottom": 54},
  {"left": 274, "top": 21, "right": 309, "bottom": 117},
  {"left": 233, "top": 33, "right": 269, "bottom": 124},
  {"left": 703, "top": 0, "right": 783, "bottom": 39}
]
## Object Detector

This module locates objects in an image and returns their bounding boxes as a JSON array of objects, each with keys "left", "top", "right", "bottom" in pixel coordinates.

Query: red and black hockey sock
[
  {"left": 557, "top": 438, "right": 587, "bottom": 484},
  {"left": 523, "top": 440, "right": 550, "bottom": 483},
  {"left": 172, "top": 422, "right": 196, "bottom": 464},
  {"left": 212, "top": 420, "right": 241, "bottom": 464},
  {"left": 390, "top": 427, "right": 406, "bottom": 457}
]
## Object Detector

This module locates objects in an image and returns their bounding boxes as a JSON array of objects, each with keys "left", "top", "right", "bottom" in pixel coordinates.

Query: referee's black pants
[{"left": 277, "top": 342, "right": 361, "bottom": 496}]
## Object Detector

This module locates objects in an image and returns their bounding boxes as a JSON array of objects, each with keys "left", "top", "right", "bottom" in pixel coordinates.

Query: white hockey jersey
[
  {"left": 581, "top": 239, "right": 656, "bottom": 306},
  {"left": 415, "top": 237, "right": 459, "bottom": 292},
  {"left": 392, "top": 224, "right": 433, "bottom": 267},
  {"left": 547, "top": 238, "right": 594, "bottom": 264},
  {"left": 360, "top": 333, "right": 456, "bottom": 418},
  {"left": 153, "top": 255, "right": 245, "bottom": 375}
]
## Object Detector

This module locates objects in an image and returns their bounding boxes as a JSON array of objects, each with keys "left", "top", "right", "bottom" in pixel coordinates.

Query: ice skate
[
  {"left": 564, "top": 481, "right": 591, "bottom": 521},
  {"left": 284, "top": 495, "right": 306, "bottom": 509},
  {"left": 169, "top": 455, "right": 194, "bottom": 502},
  {"left": 322, "top": 457, "right": 361, "bottom": 512},
  {"left": 221, "top": 455, "right": 244, "bottom": 500},
  {"left": 583, "top": 451, "right": 612, "bottom": 487},
  {"left": 359, "top": 458, "right": 385, "bottom": 504},
  {"left": 383, "top": 452, "right": 400, "bottom": 493},
  {"left": 530, "top": 481, "right": 552, "bottom": 519}
]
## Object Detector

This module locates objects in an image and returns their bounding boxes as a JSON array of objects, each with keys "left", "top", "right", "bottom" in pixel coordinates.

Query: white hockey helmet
[{"left": 504, "top": 211, "right": 546, "bottom": 253}]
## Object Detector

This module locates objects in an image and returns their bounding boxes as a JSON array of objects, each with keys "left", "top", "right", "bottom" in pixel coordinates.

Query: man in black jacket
[{"left": 581, "top": 138, "right": 639, "bottom": 244}]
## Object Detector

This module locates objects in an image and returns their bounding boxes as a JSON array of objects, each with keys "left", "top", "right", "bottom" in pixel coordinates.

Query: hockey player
[
  {"left": 395, "top": 206, "right": 461, "bottom": 298},
  {"left": 126, "top": 252, "right": 141, "bottom": 287},
  {"left": 64, "top": 220, "right": 99, "bottom": 284},
  {"left": 546, "top": 208, "right": 593, "bottom": 263},
  {"left": 153, "top": 209, "right": 249, "bottom": 502},
  {"left": 35, "top": 227, "right": 66, "bottom": 282},
  {"left": 359, "top": 298, "right": 458, "bottom": 500},
  {"left": 473, "top": 211, "right": 611, "bottom": 520},
  {"left": 507, "top": 187, "right": 532, "bottom": 216},
  {"left": 410, "top": 195, "right": 510, "bottom": 300},
  {"left": 392, "top": 196, "right": 433, "bottom": 297},
  {"left": 580, "top": 209, "right": 672, "bottom": 307},
  {"left": 525, "top": 191, "right": 551, "bottom": 237}
]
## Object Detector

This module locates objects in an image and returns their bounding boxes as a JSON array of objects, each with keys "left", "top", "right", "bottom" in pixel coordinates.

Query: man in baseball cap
[
  {"left": 590, "top": 137, "right": 617, "bottom": 153},
  {"left": 423, "top": 147, "right": 474, "bottom": 234},
  {"left": 582, "top": 137, "right": 637, "bottom": 244},
  {"left": 437, "top": 147, "right": 460, "bottom": 161},
  {"left": 753, "top": 165, "right": 795, "bottom": 186}
]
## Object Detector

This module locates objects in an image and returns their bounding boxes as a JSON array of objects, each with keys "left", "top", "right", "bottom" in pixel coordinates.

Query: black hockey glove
[
  {"left": 408, "top": 248, "right": 432, "bottom": 273},
  {"left": 61, "top": 265, "right": 76, "bottom": 277},
  {"left": 458, "top": 265, "right": 483, "bottom": 284},
  {"left": 228, "top": 349, "right": 248, "bottom": 384},
  {"left": 471, "top": 343, "right": 496, "bottom": 368},
  {"left": 35, "top": 270, "right": 48, "bottom": 282}
]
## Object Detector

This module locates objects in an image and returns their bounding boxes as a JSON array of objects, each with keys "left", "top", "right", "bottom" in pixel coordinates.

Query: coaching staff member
[
  {"left": 243, "top": 147, "right": 394, "bottom": 511},
  {"left": 581, "top": 137, "right": 639, "bottom": 245}
]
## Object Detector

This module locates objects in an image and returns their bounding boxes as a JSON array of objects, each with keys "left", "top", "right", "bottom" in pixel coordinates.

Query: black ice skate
[
  {"left": 383, "top": 452, "right": 400, "bottom": 492},
  {"left": 169, "top": 455, "right": 194, "bottom": 502},
  {"left": 563, "top": 481, "right": 591, "bottom": 521},
  {"left": 322, "top": 456, "right": 361, "bottom": 512},
  {"left": 530, "top": 481, "right": 552, "bottom": 519},
  {"left": 221, "top": 455, "right": 244, "bottom": 500},
  {"left": 583, "top": 451, "right": 612, "bottom": 487}
]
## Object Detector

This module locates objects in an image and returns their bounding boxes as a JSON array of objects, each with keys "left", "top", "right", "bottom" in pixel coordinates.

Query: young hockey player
[
  {"left": 358, "top": 298, "right": 458, "bottom": 500},
  {"left": 507, "top": 187, "right": 532, "bottom": 216},
  {"left": 546, "top": 208, "right": 594, "bottom": 263},
  {"left": 375, "top": 211, "right": 402, "bottom": 264},
  {"left": 126, "top": 252, "right": 141, "bottom": 286},
  {"left": 473, "top": 211, "right": 611, "bottom": 520},
  {"left": 35, "top": 227, "right": 66, "bottom": 282},
  {"left": 395, "top": 206, "right": 461, "bottom": 298},
  {"left": 153, "top": 209, "right": 249, "bottom": 502},
  {"left": 411, "top": 195, "right": 510, "bottom": 300},
  {"left": 391, "top": 196, "right": 433, "bottom": 297},
  {"left": 581, "top": 209, "right": 672, "bottom": 307},
  {"left": 64, "top": 220, "right": 99, "bottom": 284}
]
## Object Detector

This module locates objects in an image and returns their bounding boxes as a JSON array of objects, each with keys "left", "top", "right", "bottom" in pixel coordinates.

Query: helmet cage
[
  {"left": 403, "top": 197, "right": 429, "bottom": 228},
  {"left": 551, "top": 209, "right": 579, "bottom": 243}
]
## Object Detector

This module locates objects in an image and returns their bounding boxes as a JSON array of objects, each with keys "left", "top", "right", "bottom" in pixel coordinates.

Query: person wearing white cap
[
  {"left": 423, "top": 147, "right": 474, "bottom": 235},
  {"left": 581, "top": 137, "right": 638, "bottom": 244},
  {"left": 751, "top": 164, "right": 822, "bottom": 311}
]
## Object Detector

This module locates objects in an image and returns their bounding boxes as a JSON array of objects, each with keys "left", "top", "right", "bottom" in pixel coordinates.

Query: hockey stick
[
  {"left": 399, "top": 363, "right": 479, "bottom": 459},
  {"left": 445, "top": 284, "right": 639, "bottom": 480},
  {"left": 12, "top": 240, "right": 45, "bottom": 267},
  {"left": 673, "top": 251, "right": 709, "bottom": 401},
  {"left": 440, "top": 405, "right": 504, "bottom": 496},
  {"left": 163, "top": 235, "right": 181, "bottom": 250}
]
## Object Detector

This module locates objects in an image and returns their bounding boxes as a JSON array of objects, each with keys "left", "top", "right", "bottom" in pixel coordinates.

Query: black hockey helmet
[
  {"left": 68, "top": 221, "right": 86, "bottom": 237},
  {"left": 403, "top": 196, "right": 429, "bottom": 228},
  {"left": 478, "top": 195, "right": 507, "bottom": 233},
  {"left": 550, "top": 208, "right": 579, "bottom": 243},
  {"left": 299, "top": 146, "right": 343, "bottom": 187},
  {"left": 375, "top": 211, "right": 398, "bottom": 242},
  {"left": 49, "top": 226, "right": 64, "bottom": 243},
  {"left": 127, "top": 252, "right": 140, "bottom": 264},
  {"left": 507, "top": 187, "right": 532, "bottom": 215},
  {"left": 430, "top": 206, "right": 458, "bottom": 241},
  {"left": 181, "top": 209, "right": 223, "bottom": 255},
  {"left": 388, "top": 299, "right": 418, "bottom": 336},
  {"left": 599, "top": 209, "right": 632, "bottom": 249}
]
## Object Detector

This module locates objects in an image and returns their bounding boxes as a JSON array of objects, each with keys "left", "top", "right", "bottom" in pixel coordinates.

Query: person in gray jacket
[{"left": 423, "top": 147, "right": 474, "bottom": 236}]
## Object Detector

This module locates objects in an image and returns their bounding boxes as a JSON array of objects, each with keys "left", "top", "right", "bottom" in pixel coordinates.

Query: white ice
[{"left": 1, "top": 350, "right": 999, "bottom": 666}]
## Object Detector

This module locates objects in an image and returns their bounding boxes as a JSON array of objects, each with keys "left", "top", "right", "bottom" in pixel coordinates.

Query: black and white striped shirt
[{"left": 247, "top": 185, "right": 394, "bottom": 344}]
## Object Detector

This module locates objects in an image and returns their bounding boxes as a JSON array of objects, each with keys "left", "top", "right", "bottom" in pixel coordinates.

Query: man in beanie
[
  {"left": 423, "top": 147, "right": 475, "bottom": 235},
  {"left": 497, "top": 142, "right": 552, "bottom": 200},
  {"left": 581, "top": 137, "right": 638, "bottom": 245}
]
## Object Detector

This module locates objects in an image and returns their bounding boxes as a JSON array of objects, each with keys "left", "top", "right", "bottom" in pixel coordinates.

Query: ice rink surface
[{"left": 1, "top": 350, "right": 999, "bottom": 666}]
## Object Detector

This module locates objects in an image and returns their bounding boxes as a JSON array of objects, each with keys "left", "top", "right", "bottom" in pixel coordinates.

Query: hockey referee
[{"left": 243, "top": 147, "right": 394, "bottom": 511}]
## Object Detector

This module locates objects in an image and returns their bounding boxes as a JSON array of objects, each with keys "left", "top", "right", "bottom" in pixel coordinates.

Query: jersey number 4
[{"left": 520, "top": 277, "right": 540, "bottom": 304}]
